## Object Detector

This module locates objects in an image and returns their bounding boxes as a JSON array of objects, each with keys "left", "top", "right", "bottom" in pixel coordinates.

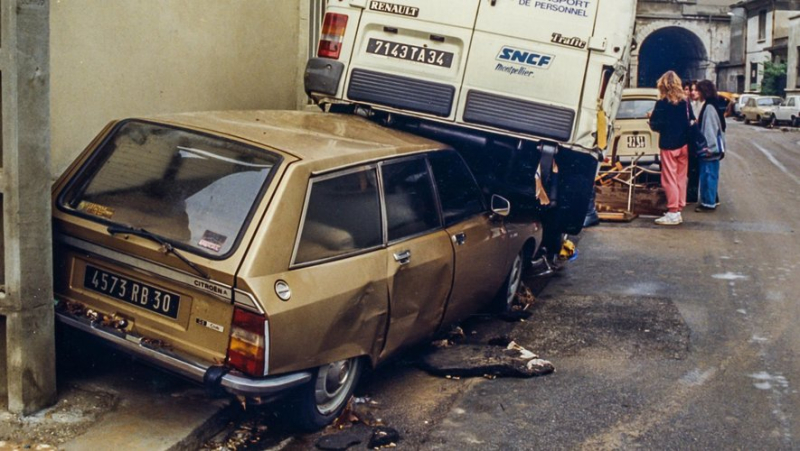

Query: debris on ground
[
  {"left": 0, "top": 442, "right": 57, "bottom": 450},
  {"left": 447, "top": 326, "right": 466, "bottom": 341},
  {"left": 315, "top": 427, "right": 366, "bottom": 450},
  {"left": 0, "top": 386, "right": 117, "bottom": 447},
  {"left": 419, "top": 338, "right": 554, "bottom": 378},
  {"left": 315, "top": 396, "right": 401, "bottom": 450},
  {"left": 367, "top": 426, "right": 400, "bottom": 449},
  {"left": 499, "top": 283, "right": 536, "bottom": 322}
]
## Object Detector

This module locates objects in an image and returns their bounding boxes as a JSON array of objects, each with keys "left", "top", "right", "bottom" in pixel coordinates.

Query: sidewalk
[{"left": 0, "top": 328, "right": 233, "bottom": 450}]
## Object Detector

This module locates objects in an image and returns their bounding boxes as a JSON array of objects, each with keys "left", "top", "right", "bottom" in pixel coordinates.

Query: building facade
[
  {"left": 785, "top": 14, "right": 800, "bottom": 94},
  {"left": 633, "top": 0, "right": 738, "bottom": 89},
  {"left": 736, "top": 0, "right": 800, "bottom": 93}
]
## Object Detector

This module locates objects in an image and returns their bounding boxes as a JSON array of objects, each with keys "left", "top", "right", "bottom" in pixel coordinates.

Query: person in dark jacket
[{"left": 648, "top": 71, "right": 693, "bottom": 226}]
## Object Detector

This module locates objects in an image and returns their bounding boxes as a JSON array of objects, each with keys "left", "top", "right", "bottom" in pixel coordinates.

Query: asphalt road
[{"left": 210, "top": 120, "right": 800, "bottom": 450}]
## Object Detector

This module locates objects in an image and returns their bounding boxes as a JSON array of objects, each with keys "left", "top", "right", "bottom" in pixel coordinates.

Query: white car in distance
[{"left": 767, "top": 95, "right": 800, "bottom": 127}]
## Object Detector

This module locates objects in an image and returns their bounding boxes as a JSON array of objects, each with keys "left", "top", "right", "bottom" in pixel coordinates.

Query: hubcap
[
  {"left": 314, "top": 359, "right": 357, "bottom": 415},
  {"left": 506, "top": 254, "right": 523, "bottom": 307}
]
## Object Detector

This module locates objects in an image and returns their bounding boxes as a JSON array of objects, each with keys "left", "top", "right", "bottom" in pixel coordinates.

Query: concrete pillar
[
  {"left": 0, "top": 0, "right": 57, "bottom": 414},
  {"left": 629, "top": 54, "right": 639, "bottom": 88}
]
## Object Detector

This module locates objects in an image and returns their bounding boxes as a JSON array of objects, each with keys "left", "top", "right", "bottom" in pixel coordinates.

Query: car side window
[
  {"left": 381, "top": 158, "right": 441, "bottom": 242},
  {"left": 789, "top": 98, "right": 795, "bottom": 107},
  {"left": 295, "top": 168, "right": 382, "bottom": 264},
  {"left": 428, "top": 151, "right": 486, "bottom": 227}
]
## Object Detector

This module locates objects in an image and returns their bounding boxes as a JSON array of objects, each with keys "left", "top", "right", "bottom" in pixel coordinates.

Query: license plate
[
  {"left": 84, "top": 265, "right": 181, "bottom": 319},
  {"left": 626, "top": 135, "right": 646, "bottom": 149},
  {"left": 366, "top": 38, "right": 454, "bottom": 68}
]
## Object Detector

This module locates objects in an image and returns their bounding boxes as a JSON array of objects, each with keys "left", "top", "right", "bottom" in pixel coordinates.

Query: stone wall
[{"left": 50, "top": 0, "right": 304, "bottom": 178}]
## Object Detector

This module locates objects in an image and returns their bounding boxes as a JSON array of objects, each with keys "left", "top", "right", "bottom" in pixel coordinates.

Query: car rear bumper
[{"left": 55, "top": 308, "right": 313, "bottom": 398}]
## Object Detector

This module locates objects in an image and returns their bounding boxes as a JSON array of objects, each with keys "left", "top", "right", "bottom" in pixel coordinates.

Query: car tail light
[
  {"left": 318, "top": 13, "right": 349, "bottom": 60},
  {"left": 227, "top": 307, "right": 268, "bottom": 377}
]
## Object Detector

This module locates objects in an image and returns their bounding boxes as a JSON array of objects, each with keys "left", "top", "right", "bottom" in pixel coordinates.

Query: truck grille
[
  {"left": 347, "top": 69, "right": 455, "bottom": 117},
  {"left": 463, "top": 90, "right": 575, "bottom": 141}
]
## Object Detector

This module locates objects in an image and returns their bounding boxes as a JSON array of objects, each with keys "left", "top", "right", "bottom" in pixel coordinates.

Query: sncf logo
[{"left": 496, "top": 46, "right": 554, "bottom": 69}]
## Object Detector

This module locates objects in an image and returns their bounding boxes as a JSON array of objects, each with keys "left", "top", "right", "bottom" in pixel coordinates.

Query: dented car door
[
  {"left": 429, "top": 151, "right": 509, "bottom": 327},
  {"left": 380, "top": 156, "right": 453, "bottom": 359}
]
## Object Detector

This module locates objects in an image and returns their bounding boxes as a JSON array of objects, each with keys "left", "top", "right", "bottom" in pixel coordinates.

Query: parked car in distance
[
  {"left": 611, "top": 88, "right": 660, "bottom": 165},
  {"left": 767, "top": 95, "right": 800, "bottom": 127},
  {"left": 733, "top": 93, "right": 757, "bottom": 119},
  {"left": 52, "top": 111, "right": 542, "bottom": 430},
  {"left": 741, "top": 96, "right": 782, "bottom": 125}
]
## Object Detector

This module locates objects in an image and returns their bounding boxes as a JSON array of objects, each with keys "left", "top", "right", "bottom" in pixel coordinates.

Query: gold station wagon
[{"left": 52, "top": 111, "right": 542, "bottom": 429}]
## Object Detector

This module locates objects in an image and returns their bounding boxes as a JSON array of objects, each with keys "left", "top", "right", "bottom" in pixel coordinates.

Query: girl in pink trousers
[{"left": 647, "top": 71, "right": 694, "bottom": 226}]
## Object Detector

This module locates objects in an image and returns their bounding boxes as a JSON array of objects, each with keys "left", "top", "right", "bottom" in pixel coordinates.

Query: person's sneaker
[
  {"left": 655, "top": 212, "right": 682, "bottom": 226},
  {"left": 695, "top": 205, "right": 716, "bottom": 212}
]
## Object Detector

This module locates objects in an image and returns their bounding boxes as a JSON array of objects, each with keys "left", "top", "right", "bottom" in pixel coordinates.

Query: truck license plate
[
  {"left": 626, "top": 135, "right": 646, "bottom": 148},
  {"left": 84, "top": 265, "right": 181, "bottom": 319},
  {"left": 366, "top": 38, "right": 454, "bottom": 68}
]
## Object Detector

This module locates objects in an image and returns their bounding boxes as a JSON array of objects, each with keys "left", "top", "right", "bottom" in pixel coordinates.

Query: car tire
[
  {"left": 293, "top": 357, "right": 362, "bottom": 431},
  {"left": 793, "top": 116, "right": 799, "bottom": 127},
  {"left": 495, "top": 251, "right": 524, "bottom": 313},
  {"left": 744, "top": 116, "right": 751, "bottom": 125}
]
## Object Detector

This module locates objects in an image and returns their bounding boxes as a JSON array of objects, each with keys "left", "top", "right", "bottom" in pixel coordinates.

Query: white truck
[{"left": 305, "top": 0, "right": 637, "bottom": 257}]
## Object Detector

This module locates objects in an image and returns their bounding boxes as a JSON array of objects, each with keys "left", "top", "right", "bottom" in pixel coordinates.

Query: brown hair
[
  {"left": 657, "top": 71, "right": 685, "bottom": 105},
  {"left": 696, "top": 79, "right": 717, "bottom": 102}
]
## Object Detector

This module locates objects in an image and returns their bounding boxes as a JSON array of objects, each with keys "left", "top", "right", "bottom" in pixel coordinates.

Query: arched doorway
[{"left": 637, "top": 27, "right": 707, "bottom": 87}]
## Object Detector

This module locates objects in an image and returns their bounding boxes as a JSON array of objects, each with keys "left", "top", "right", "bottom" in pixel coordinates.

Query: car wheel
[
  {"left": 756, "top": 115, "right": 762, "bottom": 125},
  {"left": 496, "top": 251, "right": 524, "bottom": 312},
  {"left": 793, "top": 116, "right": 799, "bottom": 127},
  {"left": 744, "top": 116, "right": 751, "bottom": 125},
  {"left": 293, "top": 357, "right": 362, "bottom": 431}
]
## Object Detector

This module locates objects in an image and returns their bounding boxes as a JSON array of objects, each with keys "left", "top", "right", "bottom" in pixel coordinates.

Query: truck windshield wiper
[{"left": 107, "top": 225, "right": 210, "bottom": 280}]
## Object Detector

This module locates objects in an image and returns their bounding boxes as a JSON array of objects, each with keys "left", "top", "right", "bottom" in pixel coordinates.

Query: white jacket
[{"left": 700, "top": 101, "right": 726, "bottom": 161}]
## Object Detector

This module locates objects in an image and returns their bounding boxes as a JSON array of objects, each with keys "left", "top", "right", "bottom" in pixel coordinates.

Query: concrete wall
[
  {"left": 50, "top": 0, "right": 304, "bottom": 178},
  {"left": 786, "top": 16, "right": 800, "bottom": 94},
  {"left": 745, "top": 8, "right": 774, "bottom": 91}
]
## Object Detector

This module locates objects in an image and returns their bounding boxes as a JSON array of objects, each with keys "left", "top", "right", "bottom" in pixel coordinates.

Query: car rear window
[
  {"left": 757, "top": 98, "right": 781, "bottom": 106},
  {"left": 616, "top": 99, "right": 656, "bottom": 120},
  {"left": 59, "top": 120, "right": 281, "bottom": 258}
]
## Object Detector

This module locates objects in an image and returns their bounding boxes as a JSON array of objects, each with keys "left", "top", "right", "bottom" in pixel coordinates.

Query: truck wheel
[
  {"left": 496, "top": 251, "right": 524, "bottom": 312},
  {"left": 293, "top": 357, "right": 362, "bottom": 431}
]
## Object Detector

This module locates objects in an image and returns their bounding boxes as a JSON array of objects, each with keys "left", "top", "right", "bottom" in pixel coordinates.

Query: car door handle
[
  {"left": 393, "top": 250, "right": 411, "bottom": 265},
  {"left": 453, "top": 232, "right": 466, "bottom": 246}
]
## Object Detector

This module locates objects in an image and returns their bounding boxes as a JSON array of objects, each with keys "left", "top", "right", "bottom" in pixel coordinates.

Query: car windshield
[
  {"left": 758, "top": 98, "right": 781, "bottom": 106},
  {"left": 616, "top": 99, "right": 656, "bottom": 120},
  {"left": 60, "top": 120, "right": 280, "bottom": 257}
]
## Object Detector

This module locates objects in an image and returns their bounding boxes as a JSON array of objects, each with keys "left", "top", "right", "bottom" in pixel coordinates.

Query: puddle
[
  {"left": 749, "top": 372, "right": 789, "bottom": 390},
  {"left": 680, "top": 368, "right": 716, "bottom": 386},
  {"left": 712, "top": 273, "right": 749, "bottom": 281}
]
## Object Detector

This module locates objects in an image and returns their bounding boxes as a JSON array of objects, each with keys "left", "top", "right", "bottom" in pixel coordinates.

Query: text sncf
[{"left": 497, "top": 47, "right": 553, "bottom": 68}]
